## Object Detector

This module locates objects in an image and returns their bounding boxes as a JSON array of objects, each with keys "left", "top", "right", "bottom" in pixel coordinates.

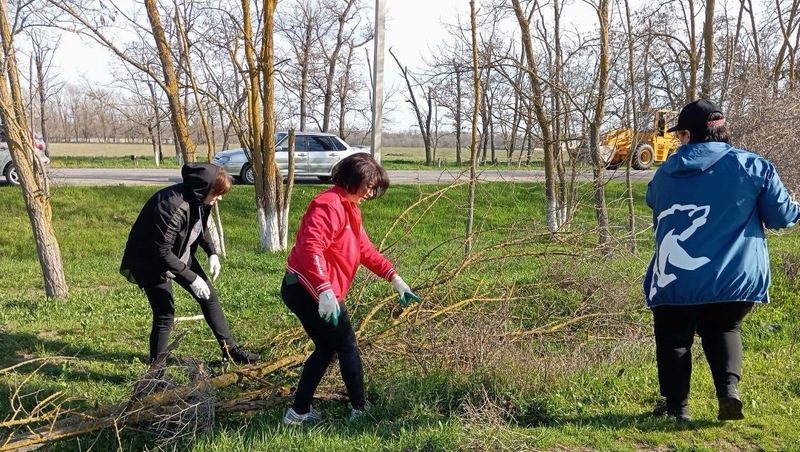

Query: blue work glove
[
  {"left": 317, "top": 290, "right": 340, "bottom": 326},
  {"left": 391, "top": 275, "right": 422, "bottom": 307}
]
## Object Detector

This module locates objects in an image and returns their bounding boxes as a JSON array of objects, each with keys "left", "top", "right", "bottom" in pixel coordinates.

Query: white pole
[{"left": 370, "top": 0, "right": 385, "bottom": 164}]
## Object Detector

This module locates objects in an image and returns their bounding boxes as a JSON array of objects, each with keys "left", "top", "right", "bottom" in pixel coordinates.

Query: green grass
[{"left": 1, "top": 181, "right": 799, "bottom": 450}]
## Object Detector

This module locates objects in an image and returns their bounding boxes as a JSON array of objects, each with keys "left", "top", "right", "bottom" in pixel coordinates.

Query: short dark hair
[
  {"left": 208, "top": 166, "right": 232, "bottom": 197},
  {"left": 688, "top": 112, "right": 730, "bottom": 144},
  {"left": 332, "top": 153, "right": 389, "bottom": 200}
]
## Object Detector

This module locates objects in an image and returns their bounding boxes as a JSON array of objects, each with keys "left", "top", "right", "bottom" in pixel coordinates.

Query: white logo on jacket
[{"left": 649, "top": 204, "right": 711, "bottom": 299}]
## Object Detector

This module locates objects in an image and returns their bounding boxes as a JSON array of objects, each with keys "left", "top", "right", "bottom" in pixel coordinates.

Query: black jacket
[{"left": 120, "top": 164, "right": 221, "bottom": 287}]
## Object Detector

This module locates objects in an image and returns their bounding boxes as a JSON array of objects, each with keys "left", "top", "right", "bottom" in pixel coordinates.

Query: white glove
[
  {"left": 190, "top": 276, "right": 211, "bottom": 300},
  {"left": 392, "top": 275, "right": 422, "bottom": 307},
  {"left": 317, "top": 289, "right": 340, "bottom": 326},
  {"left": 208, "top": 254, "right": 221, "bottom": 281}
]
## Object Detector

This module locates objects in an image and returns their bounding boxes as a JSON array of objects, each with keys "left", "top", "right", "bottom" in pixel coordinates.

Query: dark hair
[
  {"left": 332, "top": 153, "right": 389, "bottom": 200},
  {"left": 208, "top": 167, "right": 232, "bottom": 197},
  {"left": 688, "top": 112, "right": 730, "bottom": 144}
]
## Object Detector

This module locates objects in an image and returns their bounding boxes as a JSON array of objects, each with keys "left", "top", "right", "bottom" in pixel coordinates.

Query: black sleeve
[{"left": 154, "top": 202, "right": 198, "bottom": 285}]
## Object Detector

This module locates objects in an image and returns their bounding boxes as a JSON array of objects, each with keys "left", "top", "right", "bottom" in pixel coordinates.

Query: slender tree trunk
[
  {"left": 338, "top": 45, "right": 355, "bottom": 137},
  {"left": 237, "top": 0, "right": 286, "bottom": 251},
  {"left": 454, "top": 63, "right": 463, "bottom": 165},
  {"left": 322, "top": 0, "right": 356, "bottom": 132},
  {"left": 589, "top": 0, "right": 611, "bottom": 250},
  {"left": 144, "top": 0, "right": 195, "bottom": 163},
  {"left": 34, "top": 58, "right": 49, "bottom": 157},
  {"left": 0, "top": 0, "right": 68, "bottom": 299},
  {"left": 624, "top": 0, "right": 638, "bottom": 254},
  {"left": 465, "top": 0, "right": 481, "bottom": 257},
  {"left": 511, "top": 0, "right": 557, "bottom": 233},
  {"left": 701, "top": 0, "right": 716, "bottom": 98}
]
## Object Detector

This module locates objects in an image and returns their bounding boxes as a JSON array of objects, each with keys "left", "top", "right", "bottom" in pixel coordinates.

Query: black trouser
[
  {"left": 142, "top": 276, "right": 236, "bottom": 363},
  {"left": 281, "top": 274, "right": 365, "bottom": 413},
  {"left": 652, "top": 302, "right": 754, "bottom": 404}
]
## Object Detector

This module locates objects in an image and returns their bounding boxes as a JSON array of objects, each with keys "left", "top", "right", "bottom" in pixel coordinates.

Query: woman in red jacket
[{"left": 281, "top": 153, "right": 420, "bottom": 425}]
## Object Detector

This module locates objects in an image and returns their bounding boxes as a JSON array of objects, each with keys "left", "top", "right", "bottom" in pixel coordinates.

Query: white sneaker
[{"left": 282, "top": 407, "right": 322, "bottom": 426}]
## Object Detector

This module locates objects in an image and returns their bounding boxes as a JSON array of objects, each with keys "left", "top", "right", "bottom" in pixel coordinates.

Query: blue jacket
[{"left": 644, "top": 142, "right": 799, "bottom": 307}]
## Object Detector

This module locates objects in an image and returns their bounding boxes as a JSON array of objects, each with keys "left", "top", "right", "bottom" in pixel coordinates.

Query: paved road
[{"left": 38, "top": 167, "right": 655, "bottom": 186}]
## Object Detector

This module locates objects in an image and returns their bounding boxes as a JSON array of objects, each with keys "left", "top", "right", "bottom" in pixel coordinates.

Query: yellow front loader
[{"left": 600, "top": 109, "right": 681, "bottom": 170}]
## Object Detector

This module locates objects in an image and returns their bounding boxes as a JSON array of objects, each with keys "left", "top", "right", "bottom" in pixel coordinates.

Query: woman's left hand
[
  {"left": 208, "top": 254, "right": 221, "bottom": 281},
  {"left": 391, "top": 275, "right": 422, "bottom": 307}
]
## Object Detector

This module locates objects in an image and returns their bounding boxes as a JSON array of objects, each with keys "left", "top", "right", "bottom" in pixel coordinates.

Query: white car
[
  {"left": 212, "top": 132, "right": 370, "bottom": 184},
  {"left": 0, "top": 143, "right": 50, "bottom": 185}
]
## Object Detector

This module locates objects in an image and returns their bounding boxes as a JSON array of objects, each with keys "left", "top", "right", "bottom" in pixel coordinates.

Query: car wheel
[
  {"left": 317, "top": 175, "right": 332, "bottom": 182},
  {"left": 4, "top": 163, "right": 20, "bottom": 185},
  {"left": 241, "top": 164, "right": 255, "bottom": 184}
]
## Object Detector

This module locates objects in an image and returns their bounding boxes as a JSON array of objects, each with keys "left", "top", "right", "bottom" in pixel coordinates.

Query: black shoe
[
  {"left": 718, "top": 396, "right": 744, "bottom": 421},
  {"left": 223, "top": 345, "right": 260, "bottom": 364},
  {"left": 652, "top": 399, "right": 692, "bottom": 422}
]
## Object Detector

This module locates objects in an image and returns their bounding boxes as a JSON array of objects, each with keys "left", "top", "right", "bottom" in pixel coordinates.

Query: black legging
[
  {"left": 142, "top": 276, "right": 236, "bottom": 363},
  {"left": 281, "top": 274, "right": 365, "bottom": 413},
  {"left": 652, "top": 302, "right": 754, "bottom": 404}
]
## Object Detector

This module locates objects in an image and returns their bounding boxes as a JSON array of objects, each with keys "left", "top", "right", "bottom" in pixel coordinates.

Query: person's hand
[
  {"left": 391, "top": 275, "right": 422, "bottom": 307},
  {"left": 190, "top": 276, "right": 211, "bottom": 300},
  {"left": 208, "top": 254, "right": 221, "bottom": 281},
  {"left": 317, "top": 290, "right": 340, "bottom": 326}
]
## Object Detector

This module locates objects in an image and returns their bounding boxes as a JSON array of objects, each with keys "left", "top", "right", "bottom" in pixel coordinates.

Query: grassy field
[
  {"left": 1, "top": 181, "right": 798, "bottom": 450},
  {"left": 47, "top": 142, "right": 548, "bottom": 170}
]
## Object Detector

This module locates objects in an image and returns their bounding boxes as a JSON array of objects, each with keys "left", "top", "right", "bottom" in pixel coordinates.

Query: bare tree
[
  {"left": 318, "top": 0, "right": 371, "bottom": 133},
  {"left": 240, "top": 0, "right": 294, "bottom": 250},
  {"left": 276, "top": 0, "right": 320, "bottom": 131},
  {"left": 390, "top": 47, "right": 436, "bottom": 165},
  {"left": 511, "top": 0, "right": 559, "bottom": 233},
  {"left": 29, "top": 30, "right": 59, "bottom": 156},
  {"left": 0, "top": 0, "right": 68, "bottom": 299}
]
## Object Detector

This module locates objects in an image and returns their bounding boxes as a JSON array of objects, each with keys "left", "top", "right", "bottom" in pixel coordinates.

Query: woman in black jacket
[{"left": 120, "top": 163, "right": 259, "bottom": 366}]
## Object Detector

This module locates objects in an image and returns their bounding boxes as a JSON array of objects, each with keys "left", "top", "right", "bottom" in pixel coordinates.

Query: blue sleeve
[
  {"left": 645, "top": 180, "right": 655, "bottom": 209},
  {"left": 756, "top": 160, "right": 800, "bottom": 229}
]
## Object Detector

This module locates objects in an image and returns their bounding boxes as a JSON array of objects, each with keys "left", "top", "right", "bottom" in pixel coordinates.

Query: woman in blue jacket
[{"left": 644, "top": 99, "right": 799, "bottom": 422}]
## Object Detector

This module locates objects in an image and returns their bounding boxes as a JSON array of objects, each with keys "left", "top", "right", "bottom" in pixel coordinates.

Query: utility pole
[{"left": 370, "top": 0, "right": 385, "bottom": 163}]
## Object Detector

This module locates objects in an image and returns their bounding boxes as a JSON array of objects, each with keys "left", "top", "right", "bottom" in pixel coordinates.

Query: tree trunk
[
  {"left": 322, "top": 0, "right": 357, "bottom": 132},
  {"left": 244, "top": 0, "right": 287, "bottom": 251},
  {"left": 299, "top": 17, "right": 313, "bottom": 131},
  {"left": 700, "top": 0, "right": 716, "bottom": 98},
  {"left": 624, "top": 0, "right": 638, "bottom": 254},
  {"left": 465, "top": 0, "right": 481, "bottom": 257},
  {"left": 454, "top": 63, "right": 463, "bottom": 165},
  {"left": 589, "top": 0, "right": 612, "bottom": 250},
  {"left": 144, "top": 0, "right": 195, "bottom": 163},
  {"left": 34, "top": 55, "right": 49, "bottom": 157},
  {"left": 511, "top": 0, "right": 557, "bottom": 233},
  {"left": 0, "top": 0, "right": 68, "bottom": 299}
]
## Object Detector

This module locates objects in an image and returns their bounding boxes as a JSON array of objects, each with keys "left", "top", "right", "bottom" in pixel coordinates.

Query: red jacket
[{"left": 287, "top": 186, "right": 396, "bottom": 302}]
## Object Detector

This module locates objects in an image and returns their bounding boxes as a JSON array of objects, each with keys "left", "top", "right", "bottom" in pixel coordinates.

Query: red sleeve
[
  {"left": 359, "top": 224, "right": 397, "bottom": 282},
  {"left": 289, "top": 199, "right": 343, "bottom": 297}
]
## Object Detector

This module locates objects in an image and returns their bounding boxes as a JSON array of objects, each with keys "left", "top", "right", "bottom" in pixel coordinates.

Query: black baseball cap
[{"left": 667, "top": 99, "right": 724, "bottom": 132}]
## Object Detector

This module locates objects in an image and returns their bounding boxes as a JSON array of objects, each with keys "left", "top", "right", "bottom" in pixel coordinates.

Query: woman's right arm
[
  {"left": 153, "top": 205, "right": 198, "bottom": 285},
  {"left": 755, "top": 159, "right": 800, "bottom": 229},
  {"left": 290, "top": 201, "right": 342, "bottom": 297}
]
